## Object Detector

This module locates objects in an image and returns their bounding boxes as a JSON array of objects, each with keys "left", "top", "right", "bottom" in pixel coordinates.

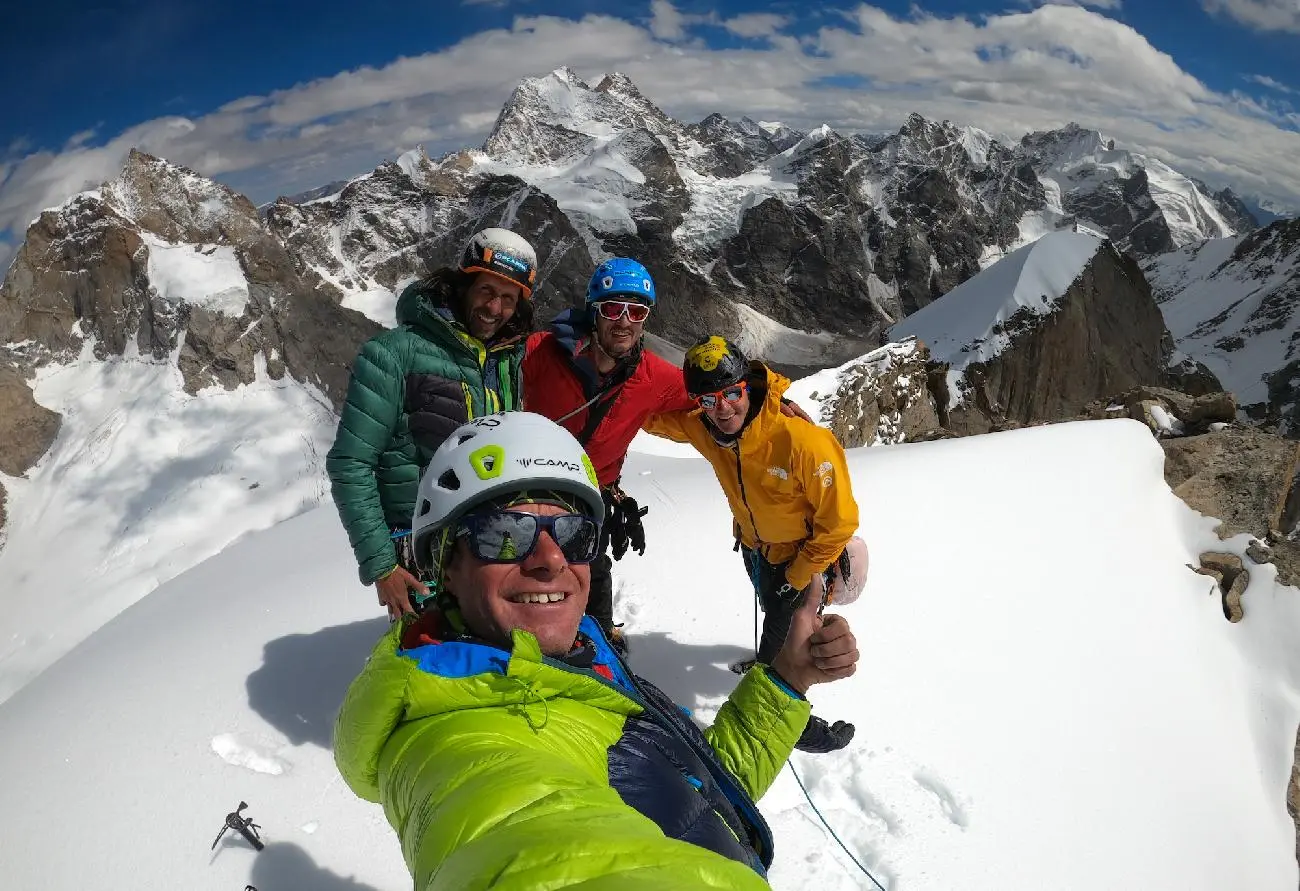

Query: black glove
[
  {"left": 604, "top": 488, "right": 629, "bottom": 561},
  {"left": 619, "top": 495, "right": 648, "bottom": 556}
]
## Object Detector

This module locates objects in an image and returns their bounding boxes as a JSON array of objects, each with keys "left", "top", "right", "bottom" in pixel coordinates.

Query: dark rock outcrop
[
  {"left": 0, "top": 365, "right": 62, "bottom": 478},
  {"left": 814, "top": 338, "right": 943, "bottom": 447},
  {"left": 0, "top": 195, "right": 155, "bottom": 359},
  {"left": 1161, "top": 427, "right": 1300, "bottom": 589},
  {"left": 1083, "top": 386, "right": 1237, "bottom": 437},
  {"left": 919, "top": 241, "right": 1170, "bottom": 435}
]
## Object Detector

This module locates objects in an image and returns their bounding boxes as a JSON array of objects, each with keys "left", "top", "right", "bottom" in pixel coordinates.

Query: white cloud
[
  {"left": 1020, "top": 0, "right": 1123, "bottom": 8},
  {"left": 63, "top": 129, "right": 98, "bottom": 150},
  {"left": 2, "top": 2, "right": 1299, "bottom": 246},
  {"left": 1202, "top": 0, "right": 1300, "bottom": 32},
  {"left": 1248, "top": 73, "right": 1296, "bottom": 93},
  {"left": 649, "top": 0, "right": 687, "bottom": 39},
  {"left": 723, "top": 13, "right": 791, "bottom": 38}
]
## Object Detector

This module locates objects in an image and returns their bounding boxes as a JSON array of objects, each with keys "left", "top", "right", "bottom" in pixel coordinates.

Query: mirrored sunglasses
[
  {"left": 595, "top": 300, "right": 651, "bottom": 323},
  {"left": 456, "top": 511, "right": 601, "bottom": 564},
  {"left": 696, "top": 382, "right": 748, "bottom": 410}
]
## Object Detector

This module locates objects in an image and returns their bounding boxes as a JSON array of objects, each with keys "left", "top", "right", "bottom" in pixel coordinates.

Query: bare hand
[
  {"left": 376, "top": 566, "right": 427, "bottom": 621},
  {"left": 769, "top": 580, "right": 859, "bottom": 695},
  {"left": 779, "top": 398, "right": 814, "bottom": 423}
]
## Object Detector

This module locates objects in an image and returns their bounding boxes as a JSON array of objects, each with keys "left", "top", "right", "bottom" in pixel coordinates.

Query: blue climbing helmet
[{"left": 586, "top": 257, "right": 656, "bottom": 306}]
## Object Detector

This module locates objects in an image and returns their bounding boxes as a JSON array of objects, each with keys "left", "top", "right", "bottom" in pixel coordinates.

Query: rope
[{"left": 787, "top": 759, "right": 888, "bottom": 891}]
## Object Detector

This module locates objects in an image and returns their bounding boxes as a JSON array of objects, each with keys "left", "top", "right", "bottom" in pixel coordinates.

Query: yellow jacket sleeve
[
  {"left": 643, "top": 408, "right": 698, "bottom": 443},
  {"left": 784, "top": 428, "right": 859, "bottom": 590}
]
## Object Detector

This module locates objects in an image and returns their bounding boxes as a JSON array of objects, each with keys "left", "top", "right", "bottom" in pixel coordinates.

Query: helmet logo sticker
[
  {"left": 516, "top": 457, "right": 584, "bottom": 473},
  {"left": 469, "top": 444, "right": 506, "bottom": 480},
  {"left": 581, "top": 454, "right": 598, "bottom": 488},
  {"left": 686, "top": 335, "right": 730, "bottom": 372}
]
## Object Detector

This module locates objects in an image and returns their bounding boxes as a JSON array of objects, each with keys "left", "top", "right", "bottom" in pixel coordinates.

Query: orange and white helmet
[{"left": 459, "top": 228, "right": 538, "bottom": 298}]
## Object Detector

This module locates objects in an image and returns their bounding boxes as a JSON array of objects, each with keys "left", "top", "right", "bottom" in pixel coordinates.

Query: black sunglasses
[{"left": 456, "top": 510, "right": 601, "bottom": 564}]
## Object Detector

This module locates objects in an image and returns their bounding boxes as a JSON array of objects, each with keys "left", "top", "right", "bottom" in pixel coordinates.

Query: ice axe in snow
[{"left": 211, "top": 801, "right": 265, "bottom": 851}]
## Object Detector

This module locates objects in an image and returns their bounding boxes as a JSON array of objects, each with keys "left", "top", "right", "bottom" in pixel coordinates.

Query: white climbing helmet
[
  {"left": 411, "top": 412, "right": 604, "bottom": 568},
  {"left": 459, "top": 227, "right": 539, "bottom": 297}
]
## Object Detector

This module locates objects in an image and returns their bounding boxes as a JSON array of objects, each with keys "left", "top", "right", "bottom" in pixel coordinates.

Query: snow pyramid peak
[
  {"left": 102, "top": 149, "right": 261, "bottom": 244},
  {"left": 890, "top": 230, "right": 1105, "bottom": 377},
  {"left": 483, "top": 69, "right": 674, "bottom": 164},
  {"left": 1022, "top": 121, "right": 1114, "bottom": 164}
]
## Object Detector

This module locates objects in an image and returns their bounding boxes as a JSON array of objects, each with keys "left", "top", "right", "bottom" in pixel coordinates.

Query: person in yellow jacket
[
  {"left": 645, "top": 336, "right": 862, "bottom": 753},
  {"left": 334, "top": 411, "right": 862, "bottom": 889}
]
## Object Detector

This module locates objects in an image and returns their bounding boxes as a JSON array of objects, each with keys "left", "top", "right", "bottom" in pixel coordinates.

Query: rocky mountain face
[
  {"left": 881, "top": 233, "right": 1203, "bottom": 436},
  {"left": 0, "top": 150, "right": 379, "bottom": 408},
  {"left": 0, "top": 67, "right": 1271, "bottom": 532},
  {"left": 1158, "top": 424, "right": 1300, "bottom": 865},
  {"left": 795, "top": 338, "right": 943, "bottom": 448},
  {"left": 1016, "top": 124, "right": 1249, "bottom": 256},
  {"left": 1145, "top": 217, "right": 1300, "bottom": 437},
  {"left": 251, "top": 67, "right": 1252, "bottom": 376},
  {"left": 0, "top": 364, "right": 60, "bottom": 539}
]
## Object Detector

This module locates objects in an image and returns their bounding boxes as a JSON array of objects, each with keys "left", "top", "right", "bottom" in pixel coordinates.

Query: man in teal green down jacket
[
  {"left": 334, "top": 412, "right": 861, "bottom": 890},
  {"left": 327, "top": 228, "right": 538, "bottom": 619}
]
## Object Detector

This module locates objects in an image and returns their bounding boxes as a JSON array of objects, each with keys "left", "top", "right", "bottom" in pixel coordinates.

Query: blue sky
[{"left": 1, "top": 0, "right": 1298, "bottom": 264}]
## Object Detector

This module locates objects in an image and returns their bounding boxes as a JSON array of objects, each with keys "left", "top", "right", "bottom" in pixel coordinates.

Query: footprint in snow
[
  {"left": 913, "top": 768, "right": 970, "bottom": 829},
  {"left": 211, "top": 733, "right": 291, "bottom": 776}
]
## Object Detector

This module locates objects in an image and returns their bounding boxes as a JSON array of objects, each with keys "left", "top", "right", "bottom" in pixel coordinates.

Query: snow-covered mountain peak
[
  {"left": 483, "top": 67, "right": 677, "bottom": 166},
  {"left": 958, "top": 125, "right": 995, "bottom": 168},
  {"left": 876, "top": 113, "right": 983, "bottom": 171},
  {"left": 1016, "top": 124, "right": 1241, "bottom": 252},
  {"left": 1020, "top": 121, "right": 1115, "bottom": 167},
  {"left": 891, "top": 231, "right": 1106, "bottom": 390},
  {"left": 593, "top": 70, "right": 672, "bottom": 127},
  {"left": 102, "top": 148, "right": 261, "bottom": 244},
  {"left": 395, "top": 145, "right": 431, "bottom": 181},
  {"left": 779, "top": 124, "right": 837, "bottom": 158}
]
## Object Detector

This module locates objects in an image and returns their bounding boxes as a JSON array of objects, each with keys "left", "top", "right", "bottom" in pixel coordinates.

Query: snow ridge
[{"left": 890, "top": 231, "right": 1104, "bottom": 400}]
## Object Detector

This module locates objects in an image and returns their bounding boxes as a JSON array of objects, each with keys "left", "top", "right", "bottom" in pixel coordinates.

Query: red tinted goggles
[
  {"left": 595, "top": 300, "right": 651, "bottom": 323},
  {"left": 695, "top": 381, "right": 747, "bottom": 410}
]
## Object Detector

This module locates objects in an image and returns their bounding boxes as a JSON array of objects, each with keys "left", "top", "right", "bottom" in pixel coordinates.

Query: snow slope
[
  {"left": 142, "top": 234, "right": 250, "bottom": 316},
  {"left": 1146, "top": 228, "right": 1300, "bottom": 412},
  {"left": 0, "top": 342, "right": 337, "bottom": 704},
  {"left": 0, "top": 419, "right": 1296, "bottom": 890},
  {"left": 889, "top": 231, "right": 1103, "bottom": 402}
]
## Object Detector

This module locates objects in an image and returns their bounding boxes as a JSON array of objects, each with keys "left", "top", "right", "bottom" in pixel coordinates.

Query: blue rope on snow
[{"left": 787, "top": 759, "right": 888, "bottom": 891}]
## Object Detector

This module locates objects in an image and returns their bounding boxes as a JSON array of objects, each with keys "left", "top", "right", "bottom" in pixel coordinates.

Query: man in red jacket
[
  {"left": 524, "top": 259, "right": 811, "bottom": 655},
  {"left": 523, "top": 258, "right": 693, "bottom": 654}
]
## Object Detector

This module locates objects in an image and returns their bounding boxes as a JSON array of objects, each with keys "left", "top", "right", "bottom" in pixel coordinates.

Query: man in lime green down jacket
[{"left": 333, "top": 412, "right": 861, "bottom": 890}]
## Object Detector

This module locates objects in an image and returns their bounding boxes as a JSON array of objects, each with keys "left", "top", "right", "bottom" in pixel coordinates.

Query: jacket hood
[{"left": 548, "top": 307, "right": 592, "bottom": 355}]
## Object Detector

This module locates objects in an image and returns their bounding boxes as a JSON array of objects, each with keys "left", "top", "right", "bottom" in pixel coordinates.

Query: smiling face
[
  {"left": 593, "top": 303, "right": 646, "bottom": 359},
  {"left": 463, "top": 272, "right": 524, "bottom": 340},
  {"left": 702, "top": 385, "right": 751, "bottom": 436},
  {"left": 443, "top": 502, "right": 591, "bottom": 656}
]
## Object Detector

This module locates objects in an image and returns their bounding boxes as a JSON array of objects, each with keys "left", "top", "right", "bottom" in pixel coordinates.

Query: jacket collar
[{"left": 550, "top": 308, "right": 644, "bottom": 393}]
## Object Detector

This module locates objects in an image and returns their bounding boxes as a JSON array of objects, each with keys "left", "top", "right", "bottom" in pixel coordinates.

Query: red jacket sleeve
[{"left": 644, "top": 351, "right": 697, "bottom": 413}]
